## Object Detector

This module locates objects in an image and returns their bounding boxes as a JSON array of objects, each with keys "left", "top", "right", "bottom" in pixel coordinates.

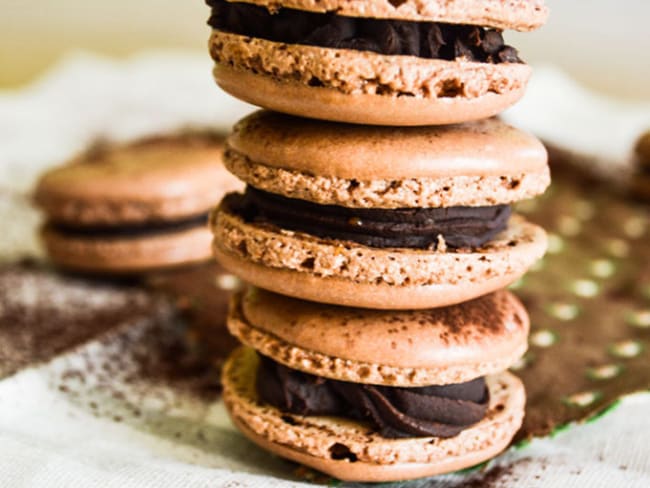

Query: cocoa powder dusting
[
  {"left": 0, "top": 262, "right": 160, "bottom": 379},
  {"left": 53, "top": 312, "right": 222, "bottom": 404},
  {"left": 2, "top": 261, "right": 240, "bottom": 417},
  {"left": 47, "top": 304, "right": 233, "bottom": 448},
  {"left": 42, "top": 261, "right": 245, "bottom": 448},
  {"left": 458, "top": 464, "right": 517, "bottom": 488}
]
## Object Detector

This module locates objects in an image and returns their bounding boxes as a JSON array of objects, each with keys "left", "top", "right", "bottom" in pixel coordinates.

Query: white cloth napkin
[
  {"left": 1, "top": 52, "right": 649, "bottom": 487},
  {"left": 1, "top": 356, "right": 648, "bottom": 488}
]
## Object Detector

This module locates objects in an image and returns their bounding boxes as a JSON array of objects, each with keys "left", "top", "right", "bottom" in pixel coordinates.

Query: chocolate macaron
[
  {"left": 222, "top": 287, "right": 528, "bottom": 482},
  {"left": 211, "top": 111, "right": 549, "bottom": 309},
  {"left": 207, "top": 0, "right": 548, "bottom": 125},
  {"left": 35, "top": 133, "right": 242, "bottom": 274}
]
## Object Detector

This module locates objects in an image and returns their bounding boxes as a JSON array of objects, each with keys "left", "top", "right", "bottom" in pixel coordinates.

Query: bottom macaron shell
[
  {"left": 42, "top": 225, "right": 213, "bottom": 274},
  {"left": 223, "top": 347, "right": 525, "bottom": 483},
  {"left": 214, "top": 65, "right": 528, "bottom": 127},
  {"left": 212, "top": 210, "right": 547, "bottom": 309}
]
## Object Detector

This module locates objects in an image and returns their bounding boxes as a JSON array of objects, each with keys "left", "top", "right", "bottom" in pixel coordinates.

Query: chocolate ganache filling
[
  {"left": 49, "top": 213, "right": 209, "bottom": 239},
  {"left": 225, "top": 187, "right": 511, "bottom": 250},
  {"left": 207, "top": 0, "right": 522, "bottom": 63},
  {"left": 257, "top": 355, "right": 489, "bottom": 438}
]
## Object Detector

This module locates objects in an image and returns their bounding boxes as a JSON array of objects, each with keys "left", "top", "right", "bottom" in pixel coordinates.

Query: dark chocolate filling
[
  {"left": 257, "top": 354, "right": 489, "bottom": 439},
  {"left": 49, "top": 213, "right": 209, "bottom": 239},
  {"left": 225, "top": 187, "right": 511, "bottom": 250},
  {"left": 206, "top": 0, "right": 522, "bottom": 63}
]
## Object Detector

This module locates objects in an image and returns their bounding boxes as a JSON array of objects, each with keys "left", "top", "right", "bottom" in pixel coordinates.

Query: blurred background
[{"left": 3, "top": 0, "right": 650, "bottom": 99}]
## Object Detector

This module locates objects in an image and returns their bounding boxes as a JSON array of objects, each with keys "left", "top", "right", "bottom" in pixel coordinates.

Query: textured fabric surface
[
  {"left": 0, "top": 360, "right": 648, "bottom": 488},
  {"left": 0, "top": 53, "right": 649, "bottom": 487}
]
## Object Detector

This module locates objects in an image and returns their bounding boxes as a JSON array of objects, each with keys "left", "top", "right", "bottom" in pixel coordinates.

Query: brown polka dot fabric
[{"left": 511, "top": 162, "right": 650, "bottom": 441}]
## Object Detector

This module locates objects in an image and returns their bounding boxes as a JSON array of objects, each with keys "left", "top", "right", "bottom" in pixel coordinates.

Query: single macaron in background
[
  {"left": 211, "top": 111, "right": 549, "bottom": 309},
  {"left": 207, "top": 0, "right": 548, "bottom": 125},
  {"left": 222, "top": 286, "right": 529, "bottom": 482},
  {"left": 35, "top": 132, "right": 243, "bottom": 274}
]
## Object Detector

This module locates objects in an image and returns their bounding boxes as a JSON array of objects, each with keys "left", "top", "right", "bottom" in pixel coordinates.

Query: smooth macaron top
[
  {"left": 220, "top": 0, "right": 549, "bottom": 31},
  {"left": 227, "top": 111, "right": 548, "bottom": 180},
  {"left": 35, "top": 132, "right": 241, "bottom": 226},
  {"left": 238, "top": 287, "right": 529, "bottom": 371}
]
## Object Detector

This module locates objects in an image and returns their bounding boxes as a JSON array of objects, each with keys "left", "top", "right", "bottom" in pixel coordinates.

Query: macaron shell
[
  {"left": 222, "top": 347, "right": 526, "bottom": 482},
  {"left": 228, "top": 111, "right": 548, "bottom": 180},
  {"left": 228, "top": 290, "right": 529, "bottom": 386},
  {"left": 211, "top": 35, "right": 531, "bottom": 126},
  {"left": 212, "top": 207, "right": 547, "bottom": 309},
  {"left": 225, "top": 150, "right": 550, "bottom": 209},
  {"left": 35, "top": 135, "right": 242, "bottom": 225},
  {"left": 217, "top": 0, "right": 549, "bottom": 31},
  {"left": 42, "top": 224, "right": 213, "bottom": 274}
]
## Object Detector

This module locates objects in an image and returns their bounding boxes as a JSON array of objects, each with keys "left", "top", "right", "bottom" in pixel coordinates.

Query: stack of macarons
[
  {"left": 206, "top": 0, "right": 550, "bottom": 481},
  {"left": 35, "top": 132, "right": 242, "bottom": 274}
]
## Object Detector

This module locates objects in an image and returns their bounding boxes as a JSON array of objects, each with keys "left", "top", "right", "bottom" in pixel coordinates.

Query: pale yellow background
[
  {"left": 2, "top": 0, "right": 650, "bottom": 98},
  {"left": 1, "top": 0, "right": 208, "bottom": 87}
]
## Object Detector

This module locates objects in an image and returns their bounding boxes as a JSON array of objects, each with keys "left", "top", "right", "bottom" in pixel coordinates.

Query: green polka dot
[
  {"left": 530, "top": 329, "right": 559, "bottom": 348},
  {"left": 563, "top": 391, "right": 603, "bottom": 408},
  {"left": 547, "top": 302, "right": 580, "bottom": 321},
  {"left": 606, "top": 239, "right": 630, "bottom": 258},
  {"left": 547, "top": 233, "right": 565, "bottom": 254},
  {"left": 215, "top": 274, "right": 241, "bottom": 291},
  {"left": 570, "top": 279, "right": 600, "bottom": 298},
  {"left": 574, "top": 200, "right": 596, "bottom": 221},
  {"left": 623, "top": 216, "right": 647, "bottom": 239},
  {"left": 609, "top": 340, "right": 644, "bottom": 358},
  {"left": 586, "top": 364, "right": 624, "bottom": 381},
  {"left": 589, "top": 259, "right": 616, "bottom": 279},
  {"left": 557, "top": 216, "right": 582, "bottom": 236},
  {"left": 626, "top": 310, "right": 650, "bottom": 328}
]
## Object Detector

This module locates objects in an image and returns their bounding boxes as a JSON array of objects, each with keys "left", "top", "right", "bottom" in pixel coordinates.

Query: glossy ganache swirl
[
  {"left": 257, "top": 355, "right": 489, "bottom": 438},
  {"left": 224, "top": 187, "right": 511, "bottom": 250},
  {"left": 206, "top": 0, "right": 522, "bottom": 63}
]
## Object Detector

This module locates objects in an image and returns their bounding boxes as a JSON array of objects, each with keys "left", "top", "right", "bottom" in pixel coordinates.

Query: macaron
[
  {"left": 206, "top": 0, "right": 548, "bottom": 125},
  {"left": 222, "top": 287, "right": 528, "bottom": 481},
  {"left": 211, "top": 111, "right": 549, "bottom": 309},
  {"left": 35, "top": 132, "right": 243, "bottom": 274}
]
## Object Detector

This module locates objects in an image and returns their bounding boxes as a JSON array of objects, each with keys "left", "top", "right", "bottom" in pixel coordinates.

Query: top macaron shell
[
  {"left": 35, "top": 134, "right": 242, "bottom": 226},
  {"left": 225, "top": 110, "right": 550, "bottom": 208},
  {"left": 223, "top": 0, "right": 549, "bottom": 31},
  {"left": 229, "top": 286, "right": 530, "bottom": 386}
]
